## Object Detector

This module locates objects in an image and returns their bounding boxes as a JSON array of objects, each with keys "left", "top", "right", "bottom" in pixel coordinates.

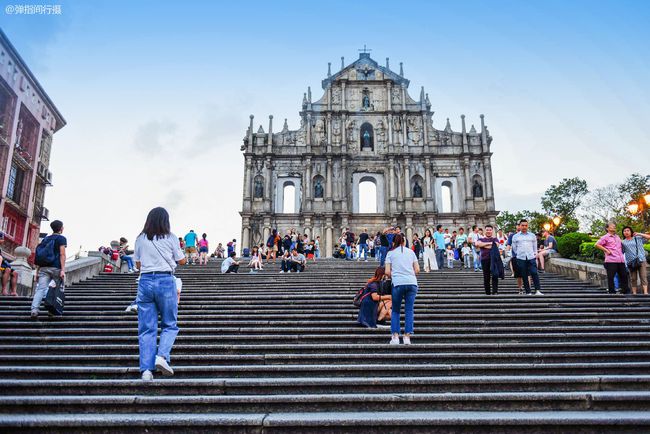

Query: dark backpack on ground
[
  {"left": 35, "top": 235, "right": 58, "bottom": 267},
  {"left": 44, "top": 280, "right": 65, "bottom": 316},
  {"left": 353, "top": 285, "right": 372, "bottom": 308}
]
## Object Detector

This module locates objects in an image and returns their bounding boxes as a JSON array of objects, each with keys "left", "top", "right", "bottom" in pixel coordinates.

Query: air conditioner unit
[
  {"left": 45, "top": 170, "right": 53, "bottom": 185},
  {"left": 41, "top": 207, "right": 49, "bottom": 221},
  {"left": 37, "top": 162, "right": 46, "bottom": 177}
]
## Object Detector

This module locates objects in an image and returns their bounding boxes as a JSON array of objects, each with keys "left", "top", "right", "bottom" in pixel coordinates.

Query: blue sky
[{"left": 1, "top": 0, "right": 649, "bottom": 252}]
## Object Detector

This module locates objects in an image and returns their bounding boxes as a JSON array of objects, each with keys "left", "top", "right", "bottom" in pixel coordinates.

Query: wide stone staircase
[{"left": 1, "top": 258, "right": 650, "bottom": 433}]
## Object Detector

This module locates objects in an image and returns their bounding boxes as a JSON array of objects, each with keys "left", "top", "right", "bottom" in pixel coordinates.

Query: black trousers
[
  {"left": 225, "top": 264, "right": 239, "bottom": 273},
  {"left": 604, "top": 262, "right": 630, "bottom": 294},
  {"left": 481, "top": 258, "right": 499, "bottom": 295}
]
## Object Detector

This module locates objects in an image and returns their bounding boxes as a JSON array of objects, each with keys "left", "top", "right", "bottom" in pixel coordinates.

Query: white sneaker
[
  {"left": 279, "top": 270, "right": 284, "bottom": 273},
  {"left": 128, "top": 269, "right": 134, "bottom": 274},
  {"left": 133, "top": 268, "right": 139, "bottom": 272},
  {"left": 390, "top": 336, "right": 400, "bottom": 345},
  {"left": 534, "top": 290, "right": 544, "bottom": 296},
  {"left": 155, "top": 356, "right": 174, "bottom": 376},
  {"left": 125, "top": 304, "right": 138, "bottom": 314},
  {"left": 403, "top": 336, "right": 412, "bottom": 345},
  {"left": 141, "top": 370, "right": 153, "bottom": 381}
]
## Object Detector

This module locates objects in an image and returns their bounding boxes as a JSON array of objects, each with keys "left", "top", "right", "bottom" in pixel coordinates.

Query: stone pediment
[{"left": 322, "top": 53, "right": 409, "bottom": 89}]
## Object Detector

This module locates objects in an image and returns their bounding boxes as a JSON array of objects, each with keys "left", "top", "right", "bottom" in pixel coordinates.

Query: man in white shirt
[
  {"left": 512, "top": 219, "right": 543, "bottom": 295},
  {"left": 467, "top": 226, "right": 482, "bottom": 272},
  {"left": 221, "top": 252, "right": 240, "bottom": 274}
]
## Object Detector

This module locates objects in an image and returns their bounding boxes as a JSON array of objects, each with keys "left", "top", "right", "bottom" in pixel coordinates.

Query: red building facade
[{"left": 0, "top": 29, "right": 66, "bottom": 260}]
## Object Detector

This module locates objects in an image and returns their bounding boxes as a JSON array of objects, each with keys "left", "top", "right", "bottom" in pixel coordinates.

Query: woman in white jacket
[{"left": 422, "top": 228, "right": 438, "bottom": 272}]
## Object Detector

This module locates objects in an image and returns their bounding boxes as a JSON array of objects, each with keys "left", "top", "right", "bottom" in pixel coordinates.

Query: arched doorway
[
  {"left": 282, "top": 182, "right": 296, "bottom": 213},
  {"left": 359, "top": 179, "right": 377, "bottom": 213}
]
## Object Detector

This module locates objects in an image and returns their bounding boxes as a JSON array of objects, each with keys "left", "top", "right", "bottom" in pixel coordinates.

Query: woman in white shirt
[
  {"left": 133, "top": 207, "right": 186, "bottom": 381},
  {"left": 422, "top": 228, "right": 438, "bottom": 272}
]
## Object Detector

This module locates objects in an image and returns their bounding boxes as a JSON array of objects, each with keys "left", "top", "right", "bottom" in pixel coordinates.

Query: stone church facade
[{"left": 240, "top": 52, "right": 497, "bottom": 257}]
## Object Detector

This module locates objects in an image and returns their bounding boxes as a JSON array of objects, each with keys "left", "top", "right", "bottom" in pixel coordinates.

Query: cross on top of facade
[{"left": 358, "top": 45, "right": 372, "bottom": 54}]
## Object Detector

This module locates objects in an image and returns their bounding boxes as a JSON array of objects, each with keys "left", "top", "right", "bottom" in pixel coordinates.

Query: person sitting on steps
[{"left": 220, "top": 251, "right": 240, "bottom": 274}]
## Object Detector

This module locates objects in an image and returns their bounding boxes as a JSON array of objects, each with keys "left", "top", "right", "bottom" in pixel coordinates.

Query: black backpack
[
  {"left": 35, "top": 236, "right": 58, "bottom": 267},
  {"left": 353, "top": 285, "right": 372, "bottom": 308}
]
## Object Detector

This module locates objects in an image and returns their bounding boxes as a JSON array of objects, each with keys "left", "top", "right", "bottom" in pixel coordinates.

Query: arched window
[
  {"left": 441, "top": 181, "right": 453, "bottom": 213},
  {"left": 359, "top": 122, "right": 374, "bottom": 151},
  {"left": 282, "top": 182, "right": 295, "bottom": 213},
  {"left": 359, "top": 179, "right": 377, "bottom": 213}
]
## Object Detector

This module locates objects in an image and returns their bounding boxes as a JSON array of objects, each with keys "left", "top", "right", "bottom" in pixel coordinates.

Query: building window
[
  {"left": 6, "top": 164, "right": 25, "bottom": 205},
  {"left": 39, "top": 130, "right": 52, "bottom": 166},
  {"left": 441, "top": 181, "right": 453, "bottom": 213},
  {"left": 358, "top": 179, "right": 377, "bottom": 213},
  {"left": 0, "top": 82, "right": 15, "bottom": 145}
]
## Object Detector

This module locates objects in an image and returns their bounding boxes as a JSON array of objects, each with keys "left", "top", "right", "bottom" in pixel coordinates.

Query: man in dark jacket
[{"left": 475, "top": 225, "right": 502, "bottom": 295}]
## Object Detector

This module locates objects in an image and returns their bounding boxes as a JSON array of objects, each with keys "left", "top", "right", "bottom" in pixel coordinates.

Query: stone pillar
[
  {"left": 327, "top": 86, "right": 332, "bottom": 111},
  {"left": 387, "top": 113, "right": 394, "bottom": 150},
  {"left": 424, "top": 157, "right": 433, "bottom": 212},
  {"left": 464, "top": 157, "right": 473, "bottom": 211},
  {"left": 422, "top": 113, "right": 429, "bottom": 148},
  {"left": 326, "top": 113, "right": 332, "bottom": 145},
  {"left": 326, "top": 158, "right": 333, "bottom": 206},
  {"left": 406, "top": 215, "right": 413, "bottom": 243},
  {"left": 386, "top": 82, "right": 392, "bottom": 111},
  {"left": 483, "top": 156, "right": 495, "bottom": 209},
  {"left": 263, "top": 226, "right": 270, "bottom": 246},
  {"left": 341, "top": 82, "right": 346, "bottom": 110},
  {"left": 265, "top": 159, "right": 273, "bottom": 213},
  {"left": 242, "top": 217, "right": 251, "bottom": 255},
  {"left": 389, "top": 158, "right": 396, "bottom": 212},
  {"left": 402, "top": 114, "right": 407, "bottom": 147},
  {"left": 267, "top": 115, "right": 273, "bottom": 146},
  {"left": 11, "top": 246, "right": 35, "bottom": 296},
  {"left": 306, "top": 113, "right": 312, "bottom": 146},
  {"left": 340, "top": 157, "right": 348, "bottom": 212},
  {"left": 305, "top": 157, "right": 312, "bottom": 212},
  {"left": 325, "top": 216, "right": 333, "bottom": 258},
  {"left": 401, "top": 84, "right": 406, "bottom": 111},
  {"left": 242, "top": 157, "right": 252, "bottom": 212},
  {"left": 404, "top": 157, "right": 411, "bottom": 199}
]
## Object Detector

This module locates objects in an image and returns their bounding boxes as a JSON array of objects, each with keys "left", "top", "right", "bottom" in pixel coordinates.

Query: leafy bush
[
  {"left": 557, "top": 232, "right": 592, "bottom": 259},
  {"left": 579, "top": 242, "right": 604, "bottom": 260}
]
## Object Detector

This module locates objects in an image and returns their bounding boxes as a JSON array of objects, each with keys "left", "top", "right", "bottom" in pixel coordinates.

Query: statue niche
[
  {"left": 253, "top": 176, "right": 264, "bottom": 198},
  {"left": 313, "top": 176, "right": 325, "bottom": 199},
  {"left": 360, "top": 122, "right": 374, "bottom": 151},
  {"left": 472, "top": 179, "right": 483, "bottom": 198},
  {"left": 413, "top": 181, "right": 423, "bottom": 198}
]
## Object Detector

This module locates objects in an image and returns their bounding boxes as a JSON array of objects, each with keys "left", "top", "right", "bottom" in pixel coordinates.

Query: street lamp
[
  {"left": 628, "top": 201, "right": 640, "bottom": 215},
  {"left": 644, "top": 193, "right": 650, "bottom": 206},
  {"left": 552, "top": 216, "right": 561, "bottom": 227},
  {"left": 543, "top": 222, "right": 552, "bottom": 232}
]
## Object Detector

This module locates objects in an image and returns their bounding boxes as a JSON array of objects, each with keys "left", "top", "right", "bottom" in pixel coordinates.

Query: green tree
[
  {"left": 619, "top": 173, "right": 650, "bottom": 200},
  {"left": 541, "top": 177, "right": 589, "bottom": 234},
  {"left": 496, "top": 210, "right": 547, "bottom": 234}
]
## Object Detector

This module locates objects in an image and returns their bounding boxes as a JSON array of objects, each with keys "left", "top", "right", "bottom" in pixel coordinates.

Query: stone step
[
  {"left": 1, "top": 375, "right": 649, "bottom": 395},
  {"left": 2, "top": 350, "right": 648, "bottom": 366},
  {"left": 3, "top": 410, "right": 650, "bottom": 434},
  {"left": 1, "top": 362, "right": 649, "bottom": 380},
  {"left": 2, "top": 391, "right": 650, "bottom": 413}
]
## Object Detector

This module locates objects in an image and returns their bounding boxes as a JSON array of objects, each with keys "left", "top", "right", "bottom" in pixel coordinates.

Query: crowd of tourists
[{"left": 7, "top": 207, "right": 647, "bottom": 380}]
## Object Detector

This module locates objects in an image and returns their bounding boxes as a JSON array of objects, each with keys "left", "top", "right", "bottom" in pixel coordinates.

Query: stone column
[
  {"left": 341, "top": 82, "right": 346, "bottom": 110},
  {"left": 402, "top": 114, "right": 407, "bottom": 147},
  {"left": 327, "top": 86, "right": 332, "bottom": 111},
  {"left": 483, "top": 156, "right": 495, "bottom": 209},
  {"left": 386, "top": 82, "right": 392, "bottom": 111},
  {"left": 401, "top": 84, "right": 406, "bottom": 111},
  {"left": 421, "top": 113, "right": 428, "bottom": 147},
  {"left": 326, "top": 158, "right": 333, "bottom": 206},
  {"left": 265, "top": 159, "right": 273, "bottom": 213},
  {"left": 424, "top": 157, "right": 433, "bottom": 212},
  {"left": 242, "top": 217, "right": 251, "bottom": 255},
  {"left": 387, "top": 113, "right": 394, "bottom": 151},
  {"left": 325, "top": 216, "right": 333, "bottom": 258},
  {"left": 242, "top": 157, "right": 252, "bottom": 212},
  {"left": 464, "top": 157, "right": 473, "bottom": 211},
  {"left": 404, "top": 157, "right": 411, "bottom": 199},
  {"left": 406, "top": 215, "right": 413, "bottom": 243},
  {"left": 306, "top": 113, "right": 312, "bottom": 146},
  {"left": 326, "top": 113, "right": 332, "bottom": 145},
  {"left": 305, "top": 157, "right": 312, "bottom": 212},
  {"left": 340, "top": 157, "right": 348, "bottom": 212}
]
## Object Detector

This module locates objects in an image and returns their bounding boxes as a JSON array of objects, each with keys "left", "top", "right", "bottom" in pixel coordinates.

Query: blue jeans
[
  {"left": 358, "top": 243, "right": 368, "bottom": 260},
  {"left": 315, "top": 249, "right": 320, "bottom": 258},
  {"left": 375, "top": 247, "right": 381, "bottom": 261},
  {"left": 379, "top": 246, "right": 389, "bottom": 266},
  {"left": 435, "top": 249, "right": 445, "bottom": 269},
  {"left": 137, "top": 273, "right": 179, "bottom": 372},
  {"left": 31, "top": 267, "right": 60, "bottom": 313},
  {"left": 473, "top": 250, "right": 482, "bottom": 270},
  {"left": 391, "top": 284, "right": 418, "bottom": 335},
  {"left": 345, "top": 244, "right": 352, "bottom": 260},
  {"left": 121, "top": 255, "right": 135, "bottom": 270}
]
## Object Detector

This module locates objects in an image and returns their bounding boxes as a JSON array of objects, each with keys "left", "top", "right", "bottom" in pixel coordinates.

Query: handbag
[
  {"left": 626, "top": 237, "right": 643, "bottom": 271},
  {"left": 150, "top": 238, "right": 183, "bottom": 293},
  {"left": 353, "top": 284, "right": 371, "bottom": 308}
]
